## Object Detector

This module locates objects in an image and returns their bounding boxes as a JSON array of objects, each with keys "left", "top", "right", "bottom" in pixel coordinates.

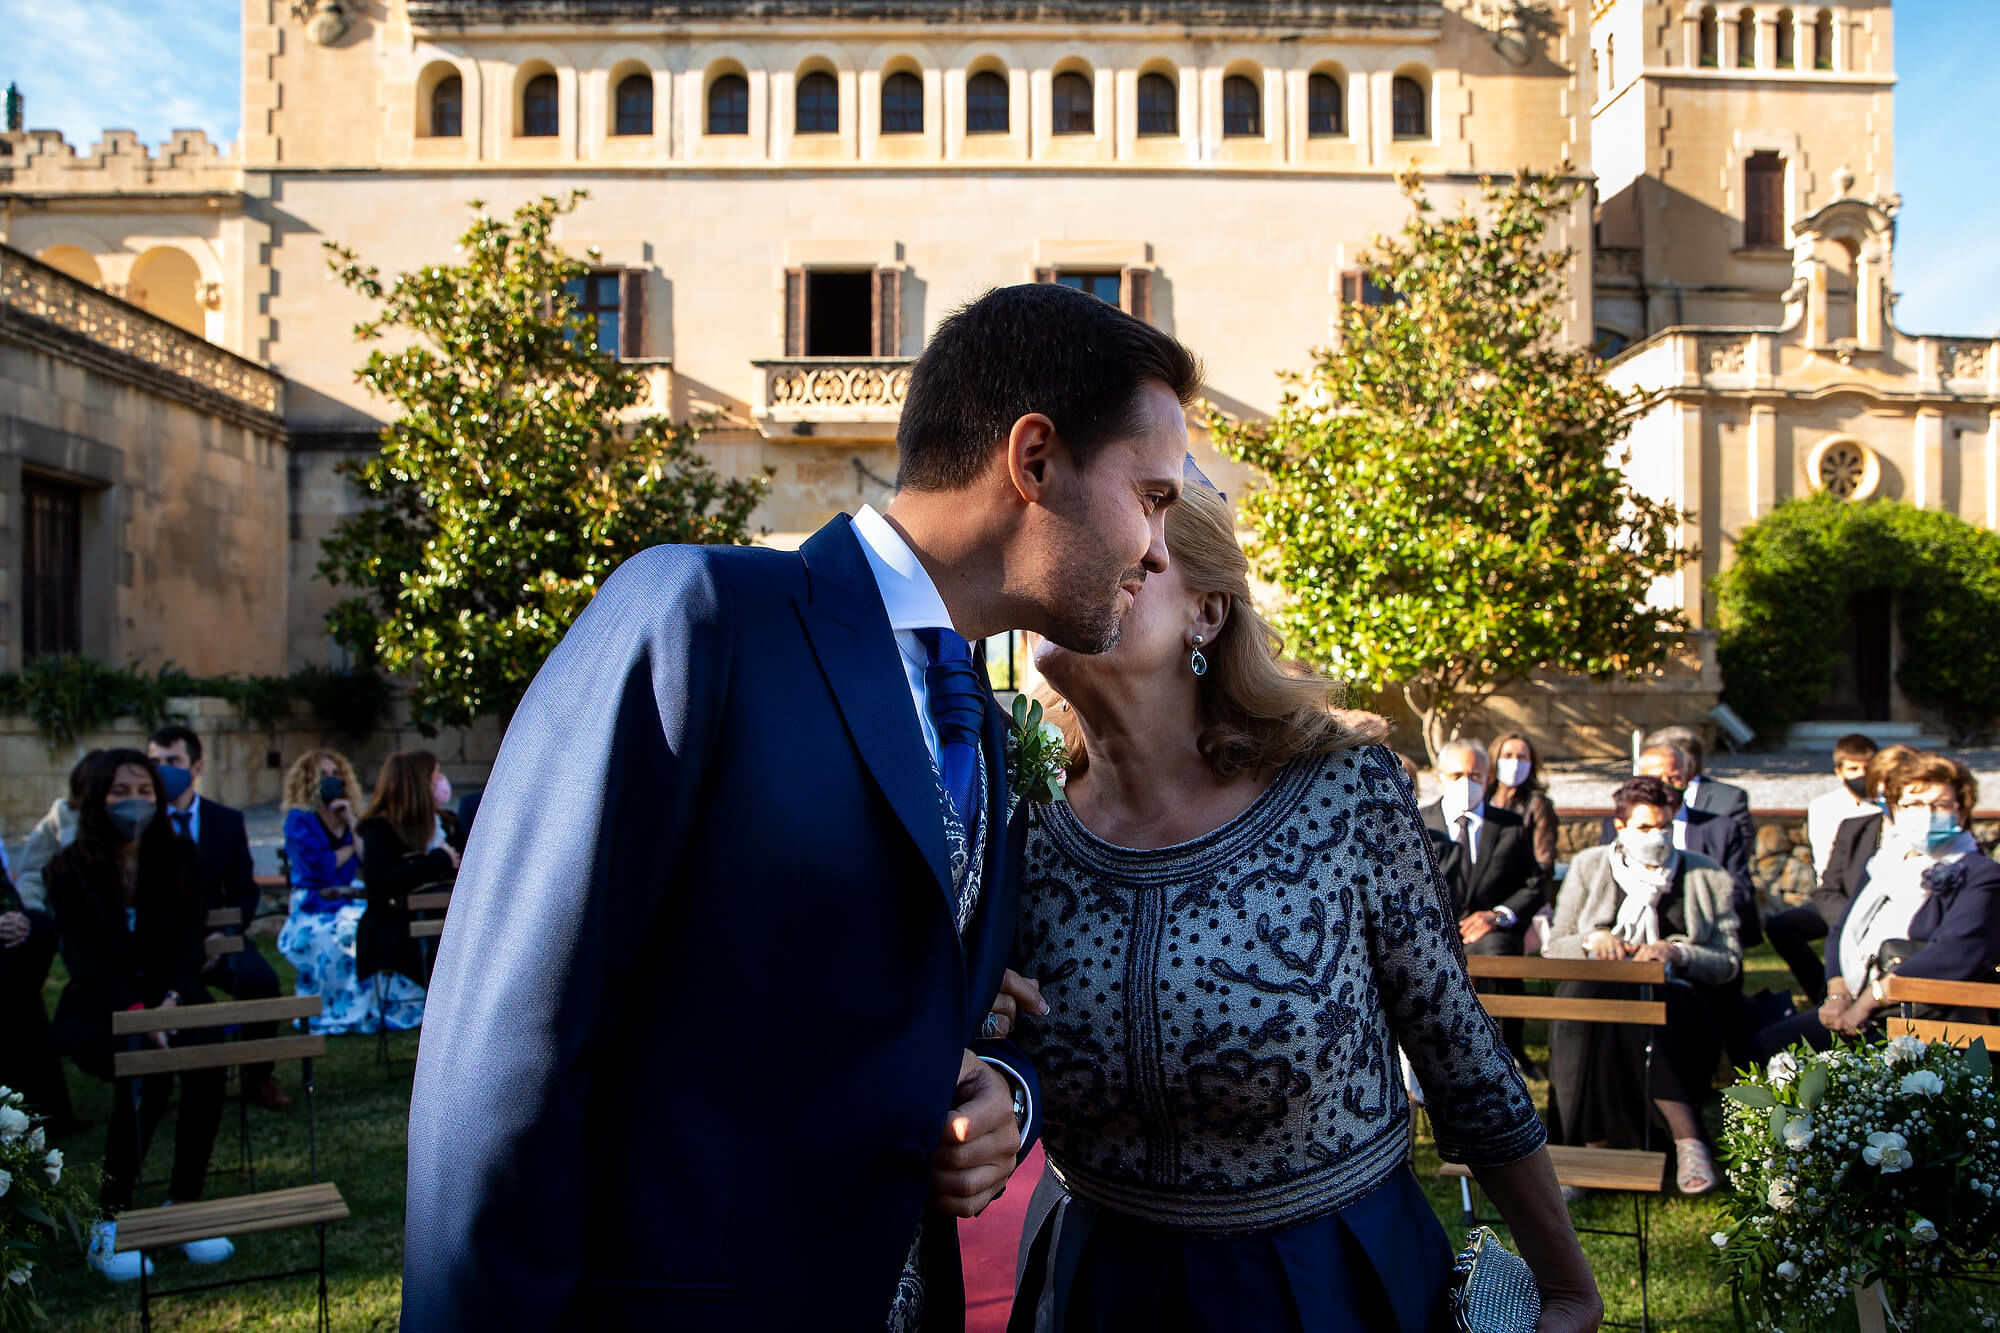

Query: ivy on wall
[
  {"left": 1715, "top": 495, "right": 2000, "bottom": 744},
  {"left": 0, "top": 659, "right": 396, "bottom": 748}
]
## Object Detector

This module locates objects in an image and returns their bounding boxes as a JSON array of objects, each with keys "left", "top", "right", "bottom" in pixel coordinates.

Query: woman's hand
[
  {"left": 1538, "top": 1289, "right": 1606, "bottom": 1333},
  {"left": 1630, "top": 941, "right": 1677, "bottom": 965},
  {"left": 1585, "top": 931, "right": 1627, "bottom": 961},
  {"left": 1818, "top": 995, "right": 1854, "bottom": 1032},
  {"left": 1826, "top": 994, "right": 1877, "bottom": 1036},
  {"left": 981, "top": 969, "right": 1046, "bottom": 1040},
  {"left": 441, "top": 843, "right": 462, "bottom": 872},
  {"left": 327, "top": 797, "right": 356, "bottom": 828},
  {"left": 148, "top": 992, "right": 182, "bottom": 1049},
  {"left": 0, "top": 911, "right": 29, "bottom": 949}
]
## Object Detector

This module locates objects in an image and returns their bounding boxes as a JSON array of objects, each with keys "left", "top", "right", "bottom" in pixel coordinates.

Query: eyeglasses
[{"left": 1895, "top": 798, "right": 1961, "bottom": 814}]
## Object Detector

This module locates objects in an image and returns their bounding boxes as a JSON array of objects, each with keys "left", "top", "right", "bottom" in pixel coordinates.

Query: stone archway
[
  {"left": 128, "top": 246, "right": 205, "bottom": 335},
  {"left": 37, "top": 244, "right": 103, "bottom": 286}
]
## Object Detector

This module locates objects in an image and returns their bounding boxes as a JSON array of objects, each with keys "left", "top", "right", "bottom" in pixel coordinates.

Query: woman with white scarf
[
  {"left": 1752, "top": 752, "right": 2000, "bottom": 1059},
  {"left": 1543, "top": 776, "right": 1743, "bottom": 1195}
]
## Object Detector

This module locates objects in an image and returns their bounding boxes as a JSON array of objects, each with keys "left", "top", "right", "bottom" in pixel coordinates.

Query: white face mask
[
  {"left": 1440, "top": 775, "right": 1482, "bottom": 818},
  {"left": 1495, "top": 757, "right": 1531, "bottom": 789},
  {"left": 1618, "top": 827, "right": 1673, "bottom": 868}
]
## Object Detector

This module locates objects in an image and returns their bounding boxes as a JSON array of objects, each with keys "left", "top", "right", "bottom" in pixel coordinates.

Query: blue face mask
[
  {"left": 157, "top": 764, "right": 193, "bottom": 802},
  {"left": 1893, "top": 806, "right": 1962, "bottom": 854}
]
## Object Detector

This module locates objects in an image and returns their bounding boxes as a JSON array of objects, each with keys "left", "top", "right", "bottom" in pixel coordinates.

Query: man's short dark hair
[
  {"left": 1613, "top": 775, "right": 1682, "bottom": 822},
  {"left": 895, "top": 283, "right": 1203, "bottom": 491},
  {"left": 150, "top": 723, "right": 203, "bottom": 765},
  {"left": 1833, "top": 732, "right": 1879, "bottom": 763}
]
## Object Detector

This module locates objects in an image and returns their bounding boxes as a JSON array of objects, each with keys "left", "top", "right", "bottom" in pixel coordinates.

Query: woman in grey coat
[{"left": 1544, "top": 775, "right": 1742, "bottom": 1195}]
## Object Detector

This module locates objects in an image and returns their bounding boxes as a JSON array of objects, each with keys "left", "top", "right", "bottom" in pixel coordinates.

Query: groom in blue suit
[{"left": 402, "top": 283, "right": 1202, "bottom": 1331}]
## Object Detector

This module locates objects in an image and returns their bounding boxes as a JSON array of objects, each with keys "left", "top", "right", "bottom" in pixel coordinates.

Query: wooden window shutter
[
  {"left": 620, "top": 269, "right": 645, "bottom": 360},
  {"left": 1339, "top": 270, "right": 1364, "bottom": 306},
  {"left": 784, "top": 267, "right": 807, "bottom": 357},
  {"left": 1122, "top": 267, "right": 1154, "bottom": 324},
  {"left": 1744, "top": 153, "right": 1784, "bottom": 248},
  {"left": 1033, "top": 267, "right": 1056, "bottom": 284},
  {"left": 873, "top": 267, "right": 903, "bottom": 357}
]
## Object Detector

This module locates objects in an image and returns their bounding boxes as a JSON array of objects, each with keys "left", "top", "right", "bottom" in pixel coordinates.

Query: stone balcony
[
  {"left": 619, "top": 357, "right": 674, "bottom": 422},
  {"left": 752, "top": 357, "right": 914, "bottom": 443}
]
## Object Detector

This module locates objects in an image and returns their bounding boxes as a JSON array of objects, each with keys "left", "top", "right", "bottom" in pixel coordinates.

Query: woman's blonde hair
[
  {"left": 282, "top": 749, "right": 361, "bottom": 813},
  {"left": 1040, "top": 479, "right": 1389, "bottom": 780}
]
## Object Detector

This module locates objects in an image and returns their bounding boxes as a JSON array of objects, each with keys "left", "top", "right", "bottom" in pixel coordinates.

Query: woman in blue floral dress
[{"left": 275, "top": 749, "right": 423, "bottom": 1034}]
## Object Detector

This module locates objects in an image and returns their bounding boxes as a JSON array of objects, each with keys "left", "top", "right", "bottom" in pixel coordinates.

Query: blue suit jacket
[{"left": 402, "top": 516, "right": 1037, "bottom": 1331}]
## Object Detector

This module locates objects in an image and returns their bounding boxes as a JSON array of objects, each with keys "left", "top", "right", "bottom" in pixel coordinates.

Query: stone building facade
[{"left": 0, "top": 0, "right": 1990, "bottom": 756}]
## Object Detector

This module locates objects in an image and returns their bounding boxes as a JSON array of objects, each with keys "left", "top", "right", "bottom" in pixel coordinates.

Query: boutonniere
[{"left": 1005, "top": 694, "right": 1069, "bottom": 815}]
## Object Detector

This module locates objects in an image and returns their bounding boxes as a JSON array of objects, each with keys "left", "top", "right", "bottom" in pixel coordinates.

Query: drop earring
[{"left": 1190, "top": 633, "right": 1208, "bottom": 678}]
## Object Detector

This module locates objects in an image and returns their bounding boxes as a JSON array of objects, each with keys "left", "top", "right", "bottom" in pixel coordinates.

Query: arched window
[
  {"left": 1813, "top": 9, "right": 1834, "bottom": 68},
  {"left": 1391, "top": 75, "right": 1428, "bottom": 139},
  {"left": 430, "top": 74, "right": 463, "bottom": 138},
  {"left": 1775, "top": 10, "right": 1795, "bottom": 68},
  {"left": 1052, "top": 71, "right": 1093, "bottom": 135},
  {"left": 1737, "top": 8, "right": 1758, "bottom": 66},
  {"left": 1221, "top": 75, "right": 1260, "bottom": 137},
  {"left": 1137, "top": 72, "right": 1177, "bottom": 136},
  {"left": 881, "top": 71, "right": 923, "bottom": 134},
  {"left": 522, "top": 73, "right": 559, "bottom": 137},
  {"left": 1699, "top": 7, "right": 1720, "bottom": 66},
  {"left": 614, "top": 74, "right": 653, "bottom": 136},
  {"left": 966, "top": 71, "right": 1009, "bottom": 134},
  {"left": 707, "top": 73, "right": 748, "bottom": 135},
  {"left": 797, "top": 71, "right": 838, "bottom": 134},
  {"left": 1307, "top": 72, "right": 1343, "bottom": 137}
]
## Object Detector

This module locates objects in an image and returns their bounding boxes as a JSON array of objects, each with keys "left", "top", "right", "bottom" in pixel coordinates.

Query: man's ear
[{"left": 1004, "top": 413, "right": 1061, "bottom": 504}]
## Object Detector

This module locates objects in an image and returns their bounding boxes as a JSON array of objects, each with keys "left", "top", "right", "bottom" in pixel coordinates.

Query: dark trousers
[
  {"left": 202, "top": 942, "right": 281, "bottom": 1087},
  {"left": 1766, "top": 907, "right": 1831, "bottom": 1004},
  {"left": 0, "top": 913, "right": 75, "bottom": 1125},
  {"left": 1464, "top": 923, "right": 1531, "bottom": 1070},
  {"left": 76, "top": 1039, "right": 226, "bottom": 1211}
]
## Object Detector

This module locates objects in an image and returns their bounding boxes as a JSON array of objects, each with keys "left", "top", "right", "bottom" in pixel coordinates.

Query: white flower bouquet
[
  {"left": 0, "top": 1088, "right": 98, "bottom": 1329},
  {"left": 1714, "top": 1035, "right": 2000, "bottom": 1329}
]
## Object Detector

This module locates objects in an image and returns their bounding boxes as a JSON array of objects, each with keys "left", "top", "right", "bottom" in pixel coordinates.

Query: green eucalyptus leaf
[
  {"left": 1967, "top": 1037, "right": 1991, "bottom": 1081},
  {"left": 1013, "top": 694, "right": 1030, "bottom": 729},
  {"left": 1797, "top": 1063, "right": 1827, "bottom": 1112},
  {"left": 1725, "top": 1085, "right": 1778, "bottom": 1109}
]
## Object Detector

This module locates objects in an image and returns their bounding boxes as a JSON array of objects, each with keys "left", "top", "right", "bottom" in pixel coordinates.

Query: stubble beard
[{"left": 1040, "top": 561, "right": 1145, "bottom": 656}]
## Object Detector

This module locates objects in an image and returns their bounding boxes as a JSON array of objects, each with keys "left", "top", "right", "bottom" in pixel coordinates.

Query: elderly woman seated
[
  {"left": 1543, "top": 774, "right": 1744, "bottom": 1196},
  {"left": 1753, "top": 751, "right": 2000, "bottom": 1058}
]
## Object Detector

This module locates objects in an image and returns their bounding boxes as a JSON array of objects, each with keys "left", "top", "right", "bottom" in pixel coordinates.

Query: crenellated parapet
[{"left": 0, "top": 127, "right": 242, "bottom": 195}]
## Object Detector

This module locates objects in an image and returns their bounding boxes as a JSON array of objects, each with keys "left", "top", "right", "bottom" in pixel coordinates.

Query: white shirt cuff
[
  {"left": 1493, "top": 905, "right": 1517, "bottom": 928},
  {"left": 978, "top": 1054, "right": 1035, "bottom": 1142}
]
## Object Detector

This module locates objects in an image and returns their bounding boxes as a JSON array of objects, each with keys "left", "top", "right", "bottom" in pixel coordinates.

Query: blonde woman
[
  {"left": 1007, "top": 477, "right": 1601, "bottom": 1332},
  {"left": 274, "top": 749, "right": 383, "bottom": 1034}
]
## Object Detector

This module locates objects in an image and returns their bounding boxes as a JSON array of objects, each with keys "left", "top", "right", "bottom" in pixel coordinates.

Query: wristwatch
[{"left": 1010, "top": 1084, "right": 1028, "bottom": 1132}]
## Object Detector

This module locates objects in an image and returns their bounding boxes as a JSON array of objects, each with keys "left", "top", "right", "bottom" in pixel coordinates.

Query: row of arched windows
[
  {"left": 423, "top": 63, "right": 1431, "bottom": 142},
  {"left": 1698, "top": 7, "right": 1835, "bottom": 70}
]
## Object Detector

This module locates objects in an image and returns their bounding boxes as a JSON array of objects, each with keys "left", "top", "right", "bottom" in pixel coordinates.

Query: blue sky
[{"left": 2, "top": 0, "right": 1993, "bottom": 334}]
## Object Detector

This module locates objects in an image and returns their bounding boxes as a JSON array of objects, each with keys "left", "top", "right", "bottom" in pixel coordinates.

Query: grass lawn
[{"left": 25, "top": 943, "right": 1988, "bottom": 1330}]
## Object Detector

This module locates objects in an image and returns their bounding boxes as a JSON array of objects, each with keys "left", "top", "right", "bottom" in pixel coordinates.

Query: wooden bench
[
  {"left": 110, "top": 995, "right": 346, "bottom": 1331},
  {"left": 377, "top": 886, "right": 453, "bottom": 1074},
  {"left": 407, "top": 889, "right": 451, "bottom": 940},
  {"left": 1881, "top": 973, "right": 2000, "bottom": 1049},
  {"left": 1439, "top": 955, "right": 1669, "bottom": 1333}
]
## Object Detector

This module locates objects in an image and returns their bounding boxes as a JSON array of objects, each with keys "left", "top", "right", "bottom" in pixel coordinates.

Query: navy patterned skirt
[{"left": 1008, "top": 1160, "right": 1453, "bottom": 1333}]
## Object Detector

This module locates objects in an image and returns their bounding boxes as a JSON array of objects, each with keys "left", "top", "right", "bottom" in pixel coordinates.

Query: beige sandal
[{"left": 1675, "top": 1137, "right": 1719, "bottom": 1195}]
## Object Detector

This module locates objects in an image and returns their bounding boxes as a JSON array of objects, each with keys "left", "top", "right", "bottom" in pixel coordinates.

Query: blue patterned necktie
[{"left": 916, "top": 626, "right": 986, "bottom": 837}]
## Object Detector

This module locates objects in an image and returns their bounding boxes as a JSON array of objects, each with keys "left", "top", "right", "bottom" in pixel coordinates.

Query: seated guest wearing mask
[
  {"left": 1601, "top": 743, "right": 1758, "bottom": 947},
  {"left": 1421, "top": 737, "right": 1549, "bottom": 1073},
  {"left": 1770, "top": 736, "right": 1896, "bottom": 1003},
  {"left": 1546, "top": 775, "right": 1742, "bottom": 1196},
  {"left": 46, "top": 750, "right": 235, "bottom": 1280},
  {"left": 1645, "top": 725, "right": 1752, "bottom": 851},
  {"left": 274, "top": 750, "right": 379, "bottom": 1035},
  {"left": 1488, "top": 732, "right": 1559, "bottom": 878},
  {"left": 1753, "top": 752, "right": 1999, "bottom": 1058},
  {"left": 354, "top": 751, "right": 460, "bottom": 1031},
  {"left": 0, "top": 753, "right": 95, "bottom": 1133},
  {"left": 148, "top": 725, "right": 290, "bottom": 1112}
]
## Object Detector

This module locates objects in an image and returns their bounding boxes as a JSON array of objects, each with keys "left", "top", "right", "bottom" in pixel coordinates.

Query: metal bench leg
[
  {"left": 138, "top": 1245, "right": 153, "bottom": 1333},
  {"left": 318, "top": 1222, "right": 331, "bottom": 1333},
  {"left": 1636, "top": 1192, "right": 1651, "bottom": 1333}
]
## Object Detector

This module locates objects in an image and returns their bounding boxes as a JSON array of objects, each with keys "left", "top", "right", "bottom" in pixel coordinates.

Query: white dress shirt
[
  {"left": 1806, "top": 786, "right": 1876, "bottom": 877},
  {"left": 852, "top": 504, "right": 955, "bottom": 767},
  {"left": 1446, "top": 801, "right": 1486, "bottom": 864}
]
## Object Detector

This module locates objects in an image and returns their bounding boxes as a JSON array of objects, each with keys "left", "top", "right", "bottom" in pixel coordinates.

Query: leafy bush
[
  {"left": 1715, "top": 496, "right": 2000, "bottom": 743},
  {"left": 0, "top": 661, "right": 397, "bottom": 748}
]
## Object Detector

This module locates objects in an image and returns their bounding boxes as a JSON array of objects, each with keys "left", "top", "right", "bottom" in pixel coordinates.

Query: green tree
[
  {"left": 1212, "top": 167, "right": 1688, "bottom": 762},
  {"left": 320, "top": 192, "right": 766, "bottom": 731}
]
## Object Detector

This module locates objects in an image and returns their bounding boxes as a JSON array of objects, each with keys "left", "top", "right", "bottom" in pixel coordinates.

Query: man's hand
[
  {"left": 982, "top": 969, "right": 1047, "bottom": 1040},
  {"left": 0, "top": 911, "right": 28, "bottom": 949},
  {"left": 929, "top": 1050, "right": 1020, "bottom": 1218},
  {"left": 1630, "top": 941, "right": 1674, "bottom": 964},
  {"left": 1459, "top": 911, "right": 1498, "bottom": 945}
]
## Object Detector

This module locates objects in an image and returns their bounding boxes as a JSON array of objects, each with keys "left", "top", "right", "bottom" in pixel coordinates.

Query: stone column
[
  {"left": 1986, "top": 408, "right": 2000, "bottom": 530},
  {"left": 1747, "top": 401, "right": 1778, "bottom": 519},
  {"left": 1912, "top": 409, "right": 1944, "bottom": 510}
]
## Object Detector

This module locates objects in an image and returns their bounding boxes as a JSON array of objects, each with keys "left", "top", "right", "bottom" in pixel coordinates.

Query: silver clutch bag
[{"left": 1448, "top": 1226, "right": 1541, "bottom": 1333}]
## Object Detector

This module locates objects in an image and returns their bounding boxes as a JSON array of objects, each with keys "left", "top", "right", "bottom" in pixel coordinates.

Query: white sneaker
[
  {"left": 157, "top": 1203, "right": 234, "bottom": 1264},
  {"left": 87, "top": 1220, "right": 154, "bottom": 1283},
  {"left": 180, "top": 1233, "right": 235, "bottom": 1264}
]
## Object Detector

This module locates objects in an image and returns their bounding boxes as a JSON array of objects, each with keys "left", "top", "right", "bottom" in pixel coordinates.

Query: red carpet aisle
[{"left": 959, "top": 1143, "right": 1045, "bottom": 1333}]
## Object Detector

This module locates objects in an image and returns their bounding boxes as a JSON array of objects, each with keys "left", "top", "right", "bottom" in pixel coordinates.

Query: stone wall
[{"left": 0, "top": 695, "right": 503, "bottom": 833}]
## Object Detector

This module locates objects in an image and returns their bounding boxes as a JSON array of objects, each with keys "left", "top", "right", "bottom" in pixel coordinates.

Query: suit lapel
[{"left": 795, "top": 517, "right": 956, "bottom": 914}]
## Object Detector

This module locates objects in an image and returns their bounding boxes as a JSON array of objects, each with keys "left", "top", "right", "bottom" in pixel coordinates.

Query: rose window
[{"left": 1805, "top": 437, "right": 1881, "bottom": 502}]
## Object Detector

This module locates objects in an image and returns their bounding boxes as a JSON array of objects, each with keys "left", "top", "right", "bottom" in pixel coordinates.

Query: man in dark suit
[
  {"left": 1422, "top": 739, "right": 1549, "bottom": 1073},
  {"left": 1600, "top": 743, "right": 1760, "bottom": 948},
  {"left": 402, "top": 284, "right": 1202, "bottom": 1331},
  {"left": 150, "top": 724, "right": 291, "bottom": 1111},
  {"left": 1645, "top": 725, "right": 1753, "bottom": 850},
  {"left": 1767, "top": 808, "right": 1883, "bottom": 1003}
]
